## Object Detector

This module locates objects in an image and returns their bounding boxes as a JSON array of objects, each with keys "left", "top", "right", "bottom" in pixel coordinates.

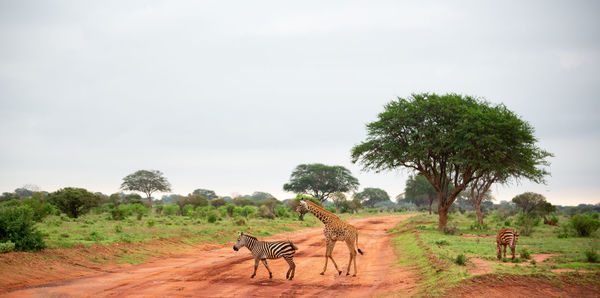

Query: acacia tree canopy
[
  {"left": 121, "top": 170, "right": 171, "bottom": 208},
  {"left": 404, "top": 173, "right": 437, "bottom": 214},
  {"left": 283, "top": 163, "right": 359, "bottom": 203},
  {"left": 351, "top": 93, "right": 552, "bottom": 229},
  {"left": 353, "top": 187, "right": 391, "bottom": 208}
]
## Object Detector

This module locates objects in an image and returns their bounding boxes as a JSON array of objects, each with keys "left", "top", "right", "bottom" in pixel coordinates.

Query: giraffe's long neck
[{"left": 306, "top": 203, "right": 335, "bottom": 225}]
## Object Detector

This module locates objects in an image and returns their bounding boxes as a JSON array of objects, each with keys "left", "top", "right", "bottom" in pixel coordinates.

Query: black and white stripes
[
  {"left": 496, "top": 228, "right": 520, "bottom": 259},
  {"left": 233, "top": 232, "right": 298, "bottom": 280}
]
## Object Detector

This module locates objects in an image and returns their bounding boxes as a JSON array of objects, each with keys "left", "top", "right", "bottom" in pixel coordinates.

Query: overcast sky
[{"left": 1, "top": 1, "right": 599, "bottom": 205}]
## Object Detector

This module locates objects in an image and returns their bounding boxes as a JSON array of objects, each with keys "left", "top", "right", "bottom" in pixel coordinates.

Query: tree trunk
[
  {"left": 475, "top": 201, "right": 484, "bottom": 225},
  {"left": 438, "top": 204, "right": 449, "bottom": 230},
  {"left": 146, "top": 194, "right": 153, "bottom": 210}
]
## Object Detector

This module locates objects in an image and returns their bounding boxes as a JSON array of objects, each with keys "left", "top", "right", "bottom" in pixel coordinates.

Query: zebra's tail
[
  {"left": 356, "top": 233, "right": 364, "bottom": 255},
  {"left": 289, "top": 241, "right": 298, "bottom": 251}
]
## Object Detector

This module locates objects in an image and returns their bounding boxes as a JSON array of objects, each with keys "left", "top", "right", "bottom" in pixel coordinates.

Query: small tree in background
[
  {"left": 121, "top": 170, "right": 171, "bottom": 209},
  {"left": 47, "top": 187, "right": 99, "bottom": 218},
  {"left": 192, "top": 189, "right": 218, "bottom": 200},
  {"left": 330, "top": 192, "right": 347, "bottom": 213},
  {"left": 404, "top": 174, "right": 437, "bottom": 214},
  {"left": 353, "top": 188, "right": 391, "bottom": 208},
  {"left": 283, "top": 163, "right": 359, "bottom": 203},
  {"left": 512, "top": 192, "right": 547, "bottom": 214}
]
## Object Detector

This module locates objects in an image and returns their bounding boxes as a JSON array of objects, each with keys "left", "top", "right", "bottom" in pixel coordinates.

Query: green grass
[
  {"left": 36, "top": 209, "right": 404, "bottom": 249},
  {"left": 390, "top": 212, "right": 600, "bottom": 295}
]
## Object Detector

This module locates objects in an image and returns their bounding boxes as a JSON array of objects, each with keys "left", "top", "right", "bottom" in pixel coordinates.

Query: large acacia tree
[
  {"left": 283, "top": 163, "right": 359, "bottom": 203},
  {"left": 121, "top": 170, "right": 171, "bottom": 209},
  {"left": 351, "top": 93, "right": 552, "bottom": 229}
]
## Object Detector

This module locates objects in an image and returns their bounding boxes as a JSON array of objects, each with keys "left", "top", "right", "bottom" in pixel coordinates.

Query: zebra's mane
[{"left": 243, "top": 234, "right": 258, "bottom": 240}]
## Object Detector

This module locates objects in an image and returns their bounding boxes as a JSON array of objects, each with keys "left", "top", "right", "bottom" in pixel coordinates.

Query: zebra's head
[
  {"left": 295, "top": 200, "right": 308, "bottom": 212},
  {"left": 233, "top": 232, "right": 246, "bottom": 251}
]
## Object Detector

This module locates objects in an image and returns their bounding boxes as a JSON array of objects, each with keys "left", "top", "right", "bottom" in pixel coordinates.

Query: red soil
[{"left": 0, "top": 215, "right": 418, "bottom": 297}]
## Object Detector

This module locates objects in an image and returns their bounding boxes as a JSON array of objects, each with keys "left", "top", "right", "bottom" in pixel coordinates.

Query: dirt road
[{"left": 1, "top": 215, "right": 417, "bottom": 297}]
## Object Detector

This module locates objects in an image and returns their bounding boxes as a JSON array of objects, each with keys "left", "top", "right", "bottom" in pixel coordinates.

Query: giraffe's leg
[
  {"left": 321, "top": 240, "right": 332, "bottom": 275},
  {"left": 261, "top": 259, "right": 273, "bottom": 279},
  {"left": 251, "top": 258, "right": 259, "bottom": 278},
  {"left": 327, "top": 241, "right": 342, "bottom": 275},
  {"left": 345, "top": 239, "right": 357, "bottom": 276}
]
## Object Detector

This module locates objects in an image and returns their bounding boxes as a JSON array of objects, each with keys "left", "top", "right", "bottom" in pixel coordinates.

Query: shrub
[
  {"left": 0, "top": 241, "right": 15, "bottom": 253},
  {"left": 162, "top": 205, "right": 179, "bottom": 216},
  {"left": 325, "top": 206, "right": 336, "bottom": 213},
  {"left": 114, "top": 224, "right": 123, "bottom": 233},
  {"left": 235, "top": 217, "right": 247, "bottom": 226},
  {"left": 443, "top": 225, "right": 458, "bottom": 235},
  {"left": 241, "top": 206, "right": 256, "bottom": 218},
  {"left": 571, "top": 214, "right": 600, "bottom": 237},
  {"left": 47, "top": 187, "right": 99, "bottom": 218},
  {"left": 207, "top": 212, "right": 218, "bottom": 223},
  {"left": 530, "top": 259, "right": 537, "bottom": 265},
  {"left": 455, "top": 254, "right": 467, "bottom": 266},
  {"left": 182, "top": 204, "right": 195, "bottom": 217},
  {"left": 504, "top": 219, "right": 512, "bottom": 227},
  {"left": 110, "top": 204, "right": 133, "bottom": 220},
  {"left": 517, "top": 213, "right": 540, "bottom": 236},
  {"left": 0, "top": 205, "right": 46, "bottom": 251},
  {"left": 435, "top": 240, "right": 449, "bottom": 246},
  {"left": 147, "top": 219, "right": 155, "bottom": 227},
  {"left": 550, "top": 214, "right": 559, "bottom": 224},
  {"left": 155, "top": 205, "right": 163, "bottom": 215},
  {"left": 465, "top": 211, "right": 476, "bottom": 219},
  {"left": 258, "top": 205, "right": 275, "bottom": 219},
  {"left": 520, "top": 248, "right": 531, "bottom": 260},
  {"left": 132, "top": 204, "right": 149, "bottom": 220},
  {"left": 275, "top": 205, "right": 291, "bottom": 218},
  {"left": 86, "top": 231, "right": 104, "bottom": 242},
  {"left": 585, "top": 247, "right": 599, "bottom": 263},
  {"left": 470, "top": 221, "right": 488, "bottom": 231}
]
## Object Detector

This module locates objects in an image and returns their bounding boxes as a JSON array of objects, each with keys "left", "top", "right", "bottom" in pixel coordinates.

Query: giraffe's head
[
  {"left": 233, "top": 232, "right": 247, "bottom": 251},
  {"left": 295, "top": 200, "right": 309, "bottom": 213}
]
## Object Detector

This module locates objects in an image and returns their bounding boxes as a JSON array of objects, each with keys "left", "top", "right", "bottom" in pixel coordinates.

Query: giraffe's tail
[{"left": 356, "top": 233, "right": 364, "bottom": 255}]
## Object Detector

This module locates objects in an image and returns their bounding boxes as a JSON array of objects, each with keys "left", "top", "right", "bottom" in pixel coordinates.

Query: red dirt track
[{"left": 1, "top": 215, "right": 417, "bottom": 297}]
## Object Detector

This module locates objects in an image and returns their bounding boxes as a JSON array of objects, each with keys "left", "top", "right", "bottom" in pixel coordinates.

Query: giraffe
[{"left": 296, "top": 200, "right": 363, "bottom": 276}]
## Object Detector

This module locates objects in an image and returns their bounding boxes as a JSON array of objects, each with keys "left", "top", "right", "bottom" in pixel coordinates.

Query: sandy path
[{"left": 1, "top": 215, "right": 417, "bottom": 297}]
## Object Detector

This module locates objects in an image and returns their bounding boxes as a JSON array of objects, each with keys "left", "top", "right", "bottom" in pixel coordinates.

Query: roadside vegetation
[{"left": 391, "top": 205, "right": 600, "bottom": 296}]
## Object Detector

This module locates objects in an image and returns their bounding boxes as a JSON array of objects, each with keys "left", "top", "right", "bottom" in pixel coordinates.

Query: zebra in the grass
[
  {"left": 496, "top": 228, "right": 520, "bottom": 259},
  {"left": 233, "top": 232, "right": 298, "bottom": 280}
]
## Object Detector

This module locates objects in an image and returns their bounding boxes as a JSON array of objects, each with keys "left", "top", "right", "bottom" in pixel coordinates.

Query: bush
[
  {"left": 207, "top": 212, "right": 218, "bottom": 223},
  {"left": 443, "top": 225, "right": 458, "bottom": 235},
  {"left": 0, "top": 205, "right": 46, "bottom": 251},
  {"left": 325, "top": 206, "right": 336, "bottom": 213},
  {"left": 0, "top": 241, "right": 15, "bottom": 253},
  {"left": 585, "top": 247, "right": 599, "bottom": 263},
  {"left": 132, "top": 204, "right": 149, "bottom": 220},
  {"left": 455, "top": 254, "right": 467, "bottom": 266},
  {"left": 162, "top": 205, "right": 179, "bottom": 216},
  {"left": 470, "top": 221, "right": 488, "bottom": 231},
  {"left": 520, "top": 248, "right": 531, "bottom": 260},
  {"left": 435, "top": 240, "right": 449, "bottom": 246},
  {"left": 86, "top": 231, "right": 104, "bottom": 242},
  {"left": 517, "top": 213, "right": 541, "bottom": 236},
  {"left": 182, "top": 204, "right": 195, "bottom": 217},
  {"left": 530, "top": 259, "right": 537, "bottom": 265},
  {"left": 258, "top": 205, "right": 275, "bottom": 219},
  {"left": 571, "top": 214, "right": 600, "bottom": 237},
  {"left": 241, "top": 206, "right": 256, "bottom": 218},
  {"left": 275, "top": 205, "right": 291, "bottom": 218},
  {"left": 147, "top": 219, "right": 155, "bottom": 227},
  {"left": 110, "top": 204, "right": 133, "bottom": 220},
  {"left": 235, "top": 217, "right": 247, "bottom": 226},
  {"left": 550, "top": 214, "right": 559, "bottom": 224},
  {"left": 114, "top": 224, "right": 123, "bottom": 233}
]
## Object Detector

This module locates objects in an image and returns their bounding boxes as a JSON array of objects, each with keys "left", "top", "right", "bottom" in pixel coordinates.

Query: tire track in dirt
[{"left": 1, "top": 215, "right": 417, "bottom": 297}]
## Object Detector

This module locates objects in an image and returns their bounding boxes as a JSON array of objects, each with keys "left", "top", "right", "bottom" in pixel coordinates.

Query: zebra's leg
[
  {"left": 510, "top": 246, "right": 516, "bottom": 259},
  {"left": 503, "top": 245, "right": 507, "bottom": 259},
  {"left": 261, "top": 259, "right": 273, "bottom": 279},
  {"left": 285, "top": 257, "right": 296, "bottom": 280},
  {"left": 251, "top": 258, "right": 259, "bottom": 278}
]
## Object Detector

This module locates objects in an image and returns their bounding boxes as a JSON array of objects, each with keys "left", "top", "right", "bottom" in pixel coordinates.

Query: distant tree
[
  {"left": 233, "top": 198, "right": 255, "bottom": 207},
  {"left": 512, "top": 192, "right": 547, "bottom": 214},
  {"left": 176, "top": 194, "right": 209, "bottom": 211},
  {"left": 47, "top": 187, "right": 99, "bottom": 218},
  {"left": 120, "top": 170, "right": 171, "bottom": 209},
  {"left": 330, "top": 192, "right": 347, "bottom": 213},
  {"left": 348, "top": 198, "right": 363, "bottom": 214},
  {"left": 467, "top": 173, "right": 496, "bottom": 225},
  {"left": 255, "top": 198, "right": 281, "bottom": 213},
  {"left": 404, "top": 174, "right": 437, "bottom": 214},
  {"left": 248, "top": 191, "right": 276, "bottom": 201},
  {"left": 354, "top": 188, "right": 391, "bottom": 208},
  {"left": 123, "top": 193, "right": 144, "bottom": 205},
  {"left": 352, "top": 93, "right": 552, "bottom": 229},
  {"left": 210, "top": 198, "right": 227, "bottom": 208},
  {"left": 0, "top": 192, "right": 19, "bottom": 202},
  {"left": 192, "top": 189, "right": 218, "bottom": 200},
  {"left": 537, "top": 201, "right": 557, "bottom": 225},
  {"left": 283, "top": 163, "right": 359, "bottom": 203},
  {"left": 109, "top": 193, "right": 122, "bottom": 206}
]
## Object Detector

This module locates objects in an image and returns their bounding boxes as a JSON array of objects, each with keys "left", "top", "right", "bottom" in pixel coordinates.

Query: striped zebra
[
  {"left": 233, "top": 232, "right": 298, "bottom": 280},
  {"left": 496, "top": 228, "right": 520, "bottom": 259}
]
